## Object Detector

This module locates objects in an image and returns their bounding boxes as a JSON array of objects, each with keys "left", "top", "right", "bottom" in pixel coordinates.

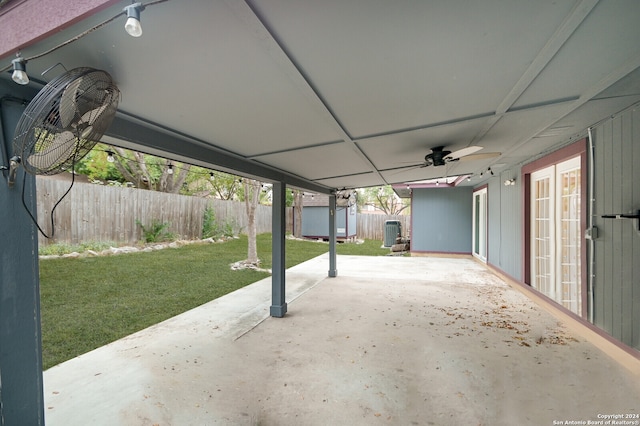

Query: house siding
[
  {"left": 592, "top": 105, "right": 640, "bottom": 350},
  {"left": 486, "top": 170, "right": 522, "bottom": 280},
  {"left": 411, "top": 187, "right": 472, "bottom": 253}
]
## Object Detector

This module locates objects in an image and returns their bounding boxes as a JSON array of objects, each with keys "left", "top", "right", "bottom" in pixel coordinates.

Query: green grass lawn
[{"left": 39, "top": 234, "right": 389, "bottom": 369}]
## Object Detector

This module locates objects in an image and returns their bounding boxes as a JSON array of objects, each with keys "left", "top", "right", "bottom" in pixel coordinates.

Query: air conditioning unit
[{"left": 384, "top": 220, "right": 402, "bottom": 247}]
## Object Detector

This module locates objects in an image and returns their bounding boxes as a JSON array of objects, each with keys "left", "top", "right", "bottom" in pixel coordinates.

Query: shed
[{"left": 301, "top": 193, "right": 357, "bottom": 240}]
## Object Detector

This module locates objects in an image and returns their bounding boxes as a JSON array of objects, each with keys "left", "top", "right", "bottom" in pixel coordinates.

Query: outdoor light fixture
[
  {"left": 106, "top": 151, "right": 115, "bottom": 163},
  {"left": 167, "top": 164, "right": 173, "bottom": 174},
  {"left": 1, "top": 0, "right": 171, "bottom": 81},
  {"left": 504, "top": 178, "right": 516, "bottom": 186},
  {"left": 124, "top": 3, "right": 144, "bottom": 37},
  {"left": 11, "top": 56, "right": 29, "bottom": 85},
  {"left": 489, "top": 167, "right": 494, "bottom": 176},
  {"left": 467, "top": 176, "right": 471, "bottom": 182}
]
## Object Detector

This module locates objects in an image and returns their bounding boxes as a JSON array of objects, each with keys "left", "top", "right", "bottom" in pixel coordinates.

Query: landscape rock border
[{"left": 38, "top": 237, "right": 237, "bottom": 260}]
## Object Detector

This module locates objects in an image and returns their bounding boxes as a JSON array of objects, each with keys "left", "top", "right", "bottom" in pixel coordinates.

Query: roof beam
[{"left": 103, "top": 112, "right": 333, "bottom": 194}]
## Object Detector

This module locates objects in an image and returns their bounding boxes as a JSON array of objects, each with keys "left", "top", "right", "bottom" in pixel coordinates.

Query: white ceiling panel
[
  {"left": 15, "top": 0, "right": 343, "bottom": 157},
  {"left": 2, "top": 0, "right": 640, "bottom": 191},
  {"left": 250, "top": 0, "right": 578, "bottom": 138},
  {"left": 254, "top": 143, "right": 373, "bottom": 181},
  {"left": 313, "top": 172, "right": 385, "bottom": 189},
  {"left": 512, "top": 0, "right": 640, "bottom": 110}
]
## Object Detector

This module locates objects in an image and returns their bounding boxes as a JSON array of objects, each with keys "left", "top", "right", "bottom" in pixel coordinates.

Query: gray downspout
[{"left": 587, "top": 127, "right": 595, "bottom": 324}]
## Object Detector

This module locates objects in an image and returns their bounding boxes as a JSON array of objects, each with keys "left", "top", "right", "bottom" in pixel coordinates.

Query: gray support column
[
  {"left": 328, "top": 194, "right": 338, "bottom": 277},
  {"left": 0, "top": 96, "right": 45, "bottom": 425},
  {"left": 270, "top": 181, "right": 287, "bottom": 317}
]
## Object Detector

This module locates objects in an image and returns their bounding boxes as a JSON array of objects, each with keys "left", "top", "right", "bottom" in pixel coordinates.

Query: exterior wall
[
  {"left": 0, "top": 81, "right": 45, "bottom": 424},
  {"left": 486, "top": 170, "right": 523, "bottom": 281},
  {"left": 345, "top": 204, "right": 357, "bottom": 237},
  {"left": 301, "top": 205, "right": 356, "bottom": 238},
  {"left": 592, "top": 105, "right": 640, "bottom": 350},
  {"left": 411, "top": 187, "right": 472, "bottom": 253}
]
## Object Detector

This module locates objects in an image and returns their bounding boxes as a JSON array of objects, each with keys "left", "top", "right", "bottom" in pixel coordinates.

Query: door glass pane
[
  {"left": 558, "top": 165, "right": 581, "bottom": 315},
  {"left": 472, "top": 188, "right": 487, "bottom": 262},
  {"left": 533, "top": 175, "right": 552, "bottom": 298},
  {"left": 475, "top": 194, "right": 480, "bottom": 254},
  {"left": 530, "top": 156, "right": 581, "bottom": 317}
]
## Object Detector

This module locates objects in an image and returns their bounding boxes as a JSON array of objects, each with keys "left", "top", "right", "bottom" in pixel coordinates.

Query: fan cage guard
[{"left": 13, "top": 67, "right": 120, "bottom": 176}]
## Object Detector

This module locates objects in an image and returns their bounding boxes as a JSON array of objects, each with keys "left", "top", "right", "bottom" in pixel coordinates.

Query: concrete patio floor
[{"left": 43, "top": 254, "right": 640, "bottom": 425}]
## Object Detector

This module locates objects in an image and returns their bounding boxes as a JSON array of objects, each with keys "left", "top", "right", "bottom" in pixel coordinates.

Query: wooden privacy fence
[
  {"left": 36, "top": 178, "right": 290, "bottom": 246},
  {"left": 35, "top": 177, "right": 410, "bottom": 246},
  {"left": 356, "top": 214, "right": 411, "bottom": 241}
]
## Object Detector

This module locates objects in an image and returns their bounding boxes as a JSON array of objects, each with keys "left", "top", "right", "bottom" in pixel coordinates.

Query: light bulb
[
  {"left": 11, "top": 58, "right": 29, "bottom": 85},
  {"left": 124, "top": 4, "right": 143, "bottom": 37},
  {"left": 167, "top": 165, "right": 173, "bottom": 175},
  {"left": 106, "top": 152, "right": 115, "bottom": 163},
  {"left": 125, "top": 17, "right": 142, "bottom": 37}
]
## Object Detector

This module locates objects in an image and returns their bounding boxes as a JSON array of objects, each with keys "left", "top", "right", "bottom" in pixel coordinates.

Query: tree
[
  {"left": 107, "top": 146, "right": 190, "bottom": 193},
  {"left": 185, "top": 168, "right": 242, "bottom": 200},
  {"left": 243, "top": 178, "right": 261, "bottom": 265},
  {"left": 358, "top": 186, "right": 409, "bottom": 215},
  {"left": 292, "top": 189, "right": 304, "bottom": 238},
  {"left": 74, "top": 143, "right": 125, "bottom": 183}
]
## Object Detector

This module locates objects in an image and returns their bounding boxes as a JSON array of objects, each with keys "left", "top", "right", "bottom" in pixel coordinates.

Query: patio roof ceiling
[{"left": 2, "top": 0, "right": 640, "bottom": 193}]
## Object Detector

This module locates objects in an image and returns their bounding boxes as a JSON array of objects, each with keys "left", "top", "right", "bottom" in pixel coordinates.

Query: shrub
[
  {"left": 202, "top": 206, "right": 239, "bottom": 239},
  {"left": 136, "top": 219, "right": 175, "bottom": 243},
  {"left": 223, "top": 218, "right": 239, "bottom": 237},
  {"left": 202, "top": 206, "right": 219, "bottom": 239}
]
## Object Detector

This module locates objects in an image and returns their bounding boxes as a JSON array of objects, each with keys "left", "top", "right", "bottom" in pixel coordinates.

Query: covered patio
[
  {"left": 2, "top": 1, "right": 640, "bottom": 423},
  {"left": 43, "top": 254, "right": 640, "bottom": 425}
]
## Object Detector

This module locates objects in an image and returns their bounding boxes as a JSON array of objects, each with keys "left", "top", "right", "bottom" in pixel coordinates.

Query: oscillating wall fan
[{"left": 12, "top": 67, "right": 120, "bottom": 177}]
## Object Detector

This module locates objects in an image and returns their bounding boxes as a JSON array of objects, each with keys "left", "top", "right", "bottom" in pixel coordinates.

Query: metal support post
[
  {"left": 0, "top": 94, "right": 45, "bottom": 425},
  {"left": 328, "top": 193, "right": 338, "bottom": 277},
  {"left": 270, "top": 181, "right": 287, "bottom": 317}
]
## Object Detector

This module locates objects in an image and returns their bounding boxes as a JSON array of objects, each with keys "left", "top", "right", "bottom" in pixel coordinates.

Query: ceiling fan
[{"left": 419, "top": 145, "right": 500, "bottom": 167}]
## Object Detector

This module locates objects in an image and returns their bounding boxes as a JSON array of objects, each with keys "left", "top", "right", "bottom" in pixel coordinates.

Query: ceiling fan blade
[
  {"left": 457, "top": 152, "right": 501, "bottom": 162},
  {"left": 446, "top": 146, "right": 484, "bottom": 160}
]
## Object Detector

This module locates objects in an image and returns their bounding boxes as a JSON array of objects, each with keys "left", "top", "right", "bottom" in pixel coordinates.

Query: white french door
[
  {"left": 530, "top": 156, "right": 581, "bottom": 315},
  {"left": 472, "top": 188, "right": 487, "bottom": 262}
]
